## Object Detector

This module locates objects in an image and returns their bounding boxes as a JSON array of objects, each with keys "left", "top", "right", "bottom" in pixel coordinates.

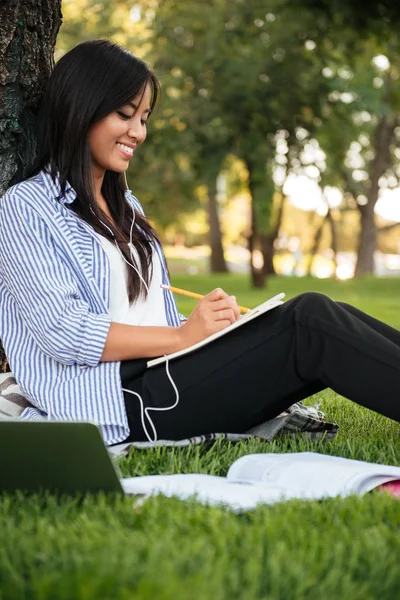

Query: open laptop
[{"left": 0, "top": 421, "right": 124, "bottom": 495}]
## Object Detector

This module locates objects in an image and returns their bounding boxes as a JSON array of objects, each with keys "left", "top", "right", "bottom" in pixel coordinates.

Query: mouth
[{"left": 116, "top": 142, "right": 136, "bottom": 158}]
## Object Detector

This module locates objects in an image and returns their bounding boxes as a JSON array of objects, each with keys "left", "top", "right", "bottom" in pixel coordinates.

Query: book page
[
  {"left": 147, "top": 293, "right": 285, "bottom": 368},
  {"left": 121, "top": 473, "right": 290, "bottom": 512},
  {"left": 227, "top": 452, "right": 400, "bottom": 499},
  {"left": 356, "top": 474, "right": 400, "bottom": 494}
]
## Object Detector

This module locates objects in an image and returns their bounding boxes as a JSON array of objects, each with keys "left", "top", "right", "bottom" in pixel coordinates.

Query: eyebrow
[{"left": 129, "top": 102, "right": 151, "bottom": 114}]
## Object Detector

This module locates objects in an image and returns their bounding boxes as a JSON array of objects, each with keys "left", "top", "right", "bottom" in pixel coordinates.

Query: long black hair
[{"left": 34, "top": 39, "right": 160, "bottom": 303}]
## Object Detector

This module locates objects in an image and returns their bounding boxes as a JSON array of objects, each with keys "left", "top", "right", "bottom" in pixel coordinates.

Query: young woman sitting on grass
[{"left": 0, "top": 40, "right": 399, "bottom": 445}]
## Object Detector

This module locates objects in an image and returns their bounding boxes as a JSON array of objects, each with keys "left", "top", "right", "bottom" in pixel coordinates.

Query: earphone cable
[{"left": 122, "top": 355, "right": 179, "bottom": 443}]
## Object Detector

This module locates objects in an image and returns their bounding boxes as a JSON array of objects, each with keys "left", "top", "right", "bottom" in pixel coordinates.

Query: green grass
[
  {"left": 1, "top": 275, "right": 400, "bottom": 600},
  {"left": 171, "top": 273, "right": 400, "bottom": 329}
]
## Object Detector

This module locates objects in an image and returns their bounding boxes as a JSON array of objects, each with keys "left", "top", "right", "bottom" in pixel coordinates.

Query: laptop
[{"left": 0, "top": 421, "right": 124, "bottom": 495}]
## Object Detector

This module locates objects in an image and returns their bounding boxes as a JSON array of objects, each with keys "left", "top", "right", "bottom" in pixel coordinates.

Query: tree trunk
[
  {"left": 207, "top": 181, "right": 228, "bottom": 273},
  {"left": 260, "top": 233, "right": 275, "bottom": 276},
  {"left": 248, "top": 202, "right": 265, "bottom": 288},
  {"left": 306, "top": 216, "right": 325, "bottom": 276},
  {"left": 354, "top": 115, "right": 396, "bottom": 277},
  {"left": 245, "top": 157, "right": 266, "bottom": 288},
  {"left": 261, "top": 192, "right": 286, "bottom": 275},
  {"left": 326, "top": 208, "right": 338, "bottom": 275},
  {"left": 355, "top": 203, "right": 377, "bottom": 276},
  {"left": 0, "top": 0, "right": 62, "bottom": 370}
]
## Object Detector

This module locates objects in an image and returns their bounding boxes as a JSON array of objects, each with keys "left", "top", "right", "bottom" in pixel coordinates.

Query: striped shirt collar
[
  {"left": 38, "top": 169, "right": 135, "bottom": 209},
  {"left": 39, "top": 168, "right": 77, "bottom": 206}
]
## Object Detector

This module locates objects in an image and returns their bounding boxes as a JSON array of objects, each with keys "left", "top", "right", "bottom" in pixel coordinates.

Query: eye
[
  {"left": 117, "top": 111, "right": 132, "bottom": 120},
  {"left": 141, "top": 119, "right": 148, "bottom": 126}
]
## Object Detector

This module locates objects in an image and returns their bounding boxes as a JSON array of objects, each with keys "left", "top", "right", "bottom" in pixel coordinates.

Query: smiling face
[{"left": 88, "top": 83, "right": 152, "bottom": 180}]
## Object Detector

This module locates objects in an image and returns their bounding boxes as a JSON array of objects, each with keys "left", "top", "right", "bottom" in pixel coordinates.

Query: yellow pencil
[{"left": 160, "top": 284, "right": 250, "bottom": 313}]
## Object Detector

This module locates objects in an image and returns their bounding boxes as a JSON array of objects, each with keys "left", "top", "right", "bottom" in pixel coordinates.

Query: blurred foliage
[
  {"left": 289, "top": 0, "right": 400, "bottom": 33},
  {"left": 55, "top": 0, "right": 400, "bottom": 265},
  {"left": 57, "top": 0, "right": 151, "bottom": 54},
  {"left": 147, "top": 0, "right": 332, "bottom": 236}
]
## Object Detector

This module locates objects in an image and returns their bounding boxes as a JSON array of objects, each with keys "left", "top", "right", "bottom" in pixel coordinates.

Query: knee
[{"left": 292, "top": 292, "right": 332, "bottom": 312}]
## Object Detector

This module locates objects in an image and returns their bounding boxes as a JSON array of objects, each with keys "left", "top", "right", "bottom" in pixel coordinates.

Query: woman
[{"left": 0, "top": 40, "right": 399, "bottom": 445}]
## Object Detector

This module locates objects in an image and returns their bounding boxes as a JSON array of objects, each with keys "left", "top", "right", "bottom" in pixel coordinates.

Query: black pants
[{"left": 120, "top": 292, "right": 400, "bottom": 442}]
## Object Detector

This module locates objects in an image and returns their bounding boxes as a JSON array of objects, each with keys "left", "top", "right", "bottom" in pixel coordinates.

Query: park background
[
  {"left": 1, "top": 1, "right": 400, "bottom": 599},
  {"left": 2, "top": 0, "right": 400, "bottom": 287},
  {"left": 59, "top": 0, "right": 400, "bottom": 284}
]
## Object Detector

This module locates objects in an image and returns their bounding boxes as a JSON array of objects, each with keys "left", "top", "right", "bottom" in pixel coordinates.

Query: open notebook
[
  {"left": 147, "top": 292, "right": 285, "bottom": 368},
  {"left": 122, "top": 452, "right": 400, "bottom": 512}
]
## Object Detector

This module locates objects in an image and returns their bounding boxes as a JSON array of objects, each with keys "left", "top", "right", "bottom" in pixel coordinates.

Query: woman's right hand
[{"left": 177, "top": 288, "right": 240, "bottom": 349}]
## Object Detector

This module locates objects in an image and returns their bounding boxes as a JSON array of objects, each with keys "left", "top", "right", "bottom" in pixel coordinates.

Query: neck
[
  {"left": 91, "top": 166, "right": 113, "bottom": 221},
  {"left": 92, "top": 167, "right": 104, "bottom": 201}
]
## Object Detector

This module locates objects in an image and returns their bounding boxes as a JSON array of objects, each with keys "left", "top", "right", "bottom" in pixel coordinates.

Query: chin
[{"left": 108, "top": 162, "right": 130, "bottom": 173}]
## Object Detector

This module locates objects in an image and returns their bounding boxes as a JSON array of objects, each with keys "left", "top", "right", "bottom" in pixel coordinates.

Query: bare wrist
[{"left": 174, "top": 322, "right": 188, "bottom": 352}]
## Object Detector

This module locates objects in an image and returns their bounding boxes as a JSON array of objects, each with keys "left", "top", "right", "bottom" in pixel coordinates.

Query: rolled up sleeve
[{"left": 0, "top": 193, "right": 111, "bottom": 366}]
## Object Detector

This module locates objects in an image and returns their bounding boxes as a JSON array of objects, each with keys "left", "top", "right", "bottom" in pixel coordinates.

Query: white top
[{"left": 98, "top": 234, "right": 168, "bottom": 326}]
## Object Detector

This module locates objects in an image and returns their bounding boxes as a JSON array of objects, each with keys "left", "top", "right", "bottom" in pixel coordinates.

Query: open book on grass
[
  {"left": 121, "top": 452, "right": 400, "bottom": 512},
  {"left": 147, "top": 292, "right": 285, "bottom": 368}
]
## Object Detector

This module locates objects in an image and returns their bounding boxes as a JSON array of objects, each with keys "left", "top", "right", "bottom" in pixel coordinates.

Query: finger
[
  {"left": 208, "top": 298, "right": 232, "bottom": 312},
  {"left": 206, "top": 287, "right": 229, "bottom": 301},
  {"left": 211, "top": 318, "right": 233, "bottom": 332},
  {"left": 214, "top": 308, "right": 236, "bottom": 323},
  {"left": 209, "top": 297, "right": 240, "bottom": 317},
  {"left": 230, "top": 296, "right": 241, "bottom": 320}
]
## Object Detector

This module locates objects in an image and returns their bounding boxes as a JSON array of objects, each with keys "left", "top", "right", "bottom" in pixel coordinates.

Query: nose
[
  {"left": 127, "top": 126, "right": 137, "bottom": 140},
  {"left": 127, "top": 119, "right": 145, "bottom": 143}
]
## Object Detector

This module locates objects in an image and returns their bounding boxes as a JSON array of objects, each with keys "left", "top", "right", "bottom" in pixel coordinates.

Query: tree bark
[
  {"left": 247, "top": 171, "right": 265, "bottom": 289},
  {"left": 326, "top": 208, "right": 338, "bottom": 275},
  {"left": 0, "top": 0, "right": 62, "bottom": 370},
  {"left": 245, "top": 156, "right": 266, "bottom": 288},
  {"left": 260, "top": 233, "right": 275, "bottom": 276},
  {"left": 261, "top": 192, "right": 286, "bottom": 276},
  {"left": 206, "top": 180, "right": 228, "bottom": 273},
  {"left": 248, "top": 205, "right": 265, "bottom": 288},
  {"left": 306, "top": 216, "right": 325, "bottom": 276},
  {"left": 0, "top": 0, "right": 62, "bottom": 194},
  {"left": 355, "top": 202, "right": 377, "bottom": 276},
  {"left": 354, "top": 115, "right": 396, "bottom": 277}
]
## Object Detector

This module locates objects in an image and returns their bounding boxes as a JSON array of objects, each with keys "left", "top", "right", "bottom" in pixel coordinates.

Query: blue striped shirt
[{"left": 0, "top": 170, "right": 182, "bottom": 444}]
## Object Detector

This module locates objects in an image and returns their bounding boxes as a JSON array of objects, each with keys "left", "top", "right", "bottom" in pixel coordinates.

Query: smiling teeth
[{"left": 117, "top": 143, "right": 134, "bottom": 156}]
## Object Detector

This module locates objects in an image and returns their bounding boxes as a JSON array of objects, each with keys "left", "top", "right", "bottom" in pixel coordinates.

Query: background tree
[
  {"left": 312, "top": 32, "right": 400, "bottom": 276},
  {"left": 290, "top": 0, "right": 400, "bottom": 32},
  {"left": 288, "top": 1, "right": 400, "bottom": 275},
  {"left": 146, "top": 0, "right": 336, "bottom": 286},
  {"left": 56, "top": 0, "right": 400, "bottom": 281},
  {"left": 146, "top": 0, "right": 236, "bottom": 272}
]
